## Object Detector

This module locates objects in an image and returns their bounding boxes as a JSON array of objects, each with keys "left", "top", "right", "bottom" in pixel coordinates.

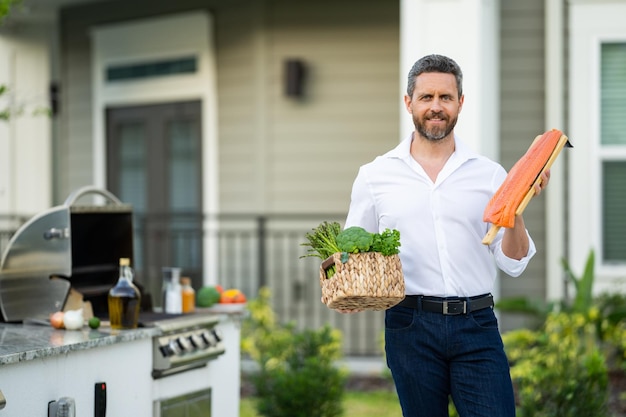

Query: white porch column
[
  {"left": 0, "top": 26, "right": 53, "bottom": 215},
  {"left": 545, "top": 0, "right": 566, "bottom": 301},
  {"left": 399, "top": 0, "right": 499, "bottom": 161}
]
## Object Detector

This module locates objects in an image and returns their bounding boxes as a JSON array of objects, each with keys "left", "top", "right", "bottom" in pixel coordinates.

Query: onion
[
  {"left": 50, "top": 311, "right": 65, "bottom": 329},
  {"left": 63, "top": 309, "right": 84, "bottom": 330}
]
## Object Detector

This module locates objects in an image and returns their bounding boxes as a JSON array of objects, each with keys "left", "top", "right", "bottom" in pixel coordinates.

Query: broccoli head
[{"left": 336, "top": 226, "right": 374, "bottom": 253}]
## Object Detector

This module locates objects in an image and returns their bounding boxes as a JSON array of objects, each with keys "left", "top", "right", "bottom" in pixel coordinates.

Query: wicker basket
[{"left": 319, "top": 252, "right": 405, "bottom": 311}]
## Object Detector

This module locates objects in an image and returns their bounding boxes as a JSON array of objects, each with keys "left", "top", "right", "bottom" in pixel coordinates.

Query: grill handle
[{"left": 63, "top": 186, "right": 123, "bottom": 207}]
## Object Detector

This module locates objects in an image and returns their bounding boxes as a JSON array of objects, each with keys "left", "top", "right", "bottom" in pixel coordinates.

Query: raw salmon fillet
[{"left": 483, "top": 129, "right": 566, "bottom": 230}]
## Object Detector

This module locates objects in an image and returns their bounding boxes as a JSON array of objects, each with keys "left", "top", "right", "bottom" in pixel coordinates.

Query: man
[{"left": 341, "top": 54, "right": 549, "bottom": 416}]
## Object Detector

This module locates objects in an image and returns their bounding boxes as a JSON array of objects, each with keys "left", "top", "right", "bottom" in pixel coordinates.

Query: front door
[{"left": 106, "top": 100, "right": 203, "bottom": 307}]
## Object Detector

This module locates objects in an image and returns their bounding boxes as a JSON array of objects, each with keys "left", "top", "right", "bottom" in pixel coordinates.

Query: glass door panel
[{"left": 106, "top": 101, "right": 203, "bottom": 308}]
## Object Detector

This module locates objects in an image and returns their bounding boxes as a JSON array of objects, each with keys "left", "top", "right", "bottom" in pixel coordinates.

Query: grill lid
[{"left": 0, "top": 186, "right": 132, "bottom": 322}]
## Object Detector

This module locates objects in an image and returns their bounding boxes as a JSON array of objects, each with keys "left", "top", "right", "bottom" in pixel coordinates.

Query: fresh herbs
[
  {"left": 301, "top": 223, "right": 402, "bottom": 279},
  {"left": 371, "top": 228, "right": 401, "bottom": 256}
]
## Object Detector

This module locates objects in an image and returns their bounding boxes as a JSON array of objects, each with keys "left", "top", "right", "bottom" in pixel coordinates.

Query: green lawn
[{"left": 240, "top": 390, "right": 403, "bottom": 417}]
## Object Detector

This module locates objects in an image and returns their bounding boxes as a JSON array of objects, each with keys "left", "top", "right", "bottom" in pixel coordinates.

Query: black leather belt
[{"left": 397, "top": 294, "right": 494, "bottom": 315}]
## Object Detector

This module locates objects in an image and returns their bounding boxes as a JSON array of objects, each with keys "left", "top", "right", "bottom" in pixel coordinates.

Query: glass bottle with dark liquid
[{"left": 108, "top": 258, "right": 141, "bottom": 329}]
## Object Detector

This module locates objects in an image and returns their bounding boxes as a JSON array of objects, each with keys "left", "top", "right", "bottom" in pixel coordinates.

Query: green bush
[
  {"left": 592, "top": 292, "right": 626, "bottom": 370},
  {"left": 242, "top": 287, "right": 347, "bottom": 417},
  {"left": 503, "top": 311, "right": 610, "bottom": 417}
]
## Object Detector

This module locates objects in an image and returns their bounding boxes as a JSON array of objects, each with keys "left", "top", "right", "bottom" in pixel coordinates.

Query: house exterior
[{"left": 1, "top": 0, "right": 625, "bottom": 355}]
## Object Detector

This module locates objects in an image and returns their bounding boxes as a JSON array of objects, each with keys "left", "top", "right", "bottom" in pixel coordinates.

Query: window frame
[
  {"left": 594, "top": 36, "right": 626, "bottom": 278},
  {"left": 569, "top": 0, "right": 626, "bottom": 294}
]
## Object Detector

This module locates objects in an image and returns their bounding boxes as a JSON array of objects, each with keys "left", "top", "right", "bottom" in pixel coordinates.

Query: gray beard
[{"left": 415, "top": 115, "right": 458, "bottom": 141}]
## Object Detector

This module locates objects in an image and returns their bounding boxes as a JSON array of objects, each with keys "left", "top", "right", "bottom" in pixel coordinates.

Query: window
[
  {"left": 106, "top": 57, "right": 197, "bottom": 82},
  {"left": 600, "top": 42, "right": 626, "bottom": 263}
]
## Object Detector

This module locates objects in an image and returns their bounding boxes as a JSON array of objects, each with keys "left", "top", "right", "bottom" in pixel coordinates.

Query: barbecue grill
[{"left": 0, "top": 186, "right": 138, "bottom": 322}]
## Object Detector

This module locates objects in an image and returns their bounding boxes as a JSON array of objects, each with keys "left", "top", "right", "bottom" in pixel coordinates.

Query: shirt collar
[{"left": 385, "top": 132, "right": 480, "bottom": 165}]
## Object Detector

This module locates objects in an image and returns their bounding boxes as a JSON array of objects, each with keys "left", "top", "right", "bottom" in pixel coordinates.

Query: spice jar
[{"left": 181, "top": 277, "right": 195, "bottom": 313}]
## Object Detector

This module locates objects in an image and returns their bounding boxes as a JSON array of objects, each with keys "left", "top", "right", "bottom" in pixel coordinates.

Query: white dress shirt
[{"left": 344, "top": 134, "right": 536, "bottom": 297}]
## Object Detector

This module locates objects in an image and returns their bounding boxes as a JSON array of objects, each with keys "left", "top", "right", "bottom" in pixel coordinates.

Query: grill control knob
[
  {"left": 212, "top": 328, "right": 223, "bottom": 342},
  {"left": 168, "top": 340, "right": 181, "bottom": 355},
  {"left": 159, "top": 344, "right": 175, "bottom": 357},
  {"left": 201, "top": 330, "right": 217, "bottom": 346},
  {"left": 189, "top": 334, "right": 205, "bottom": 349},
  {"left": 176, "top": 336, "right": 192, "bottom": 352}
]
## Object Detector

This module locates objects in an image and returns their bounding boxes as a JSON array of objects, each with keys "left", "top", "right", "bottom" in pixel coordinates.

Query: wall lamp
[{"left": 284, "top": 59, "right": 307, "bottom": 99}]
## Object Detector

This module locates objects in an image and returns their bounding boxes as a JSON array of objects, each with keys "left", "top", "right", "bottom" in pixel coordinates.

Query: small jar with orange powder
[{"left": 180, "top": 277, "right": 196, "bottom": 313}]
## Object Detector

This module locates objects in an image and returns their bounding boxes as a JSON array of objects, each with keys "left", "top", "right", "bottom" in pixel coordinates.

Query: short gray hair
[{"left": 406, "top": 54, "right": 463, "bottom": 98}]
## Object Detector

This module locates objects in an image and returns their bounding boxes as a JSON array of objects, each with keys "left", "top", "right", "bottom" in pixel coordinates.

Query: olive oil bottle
[{"left": 108, "top": 258, "right": 141, "bottom": 329}]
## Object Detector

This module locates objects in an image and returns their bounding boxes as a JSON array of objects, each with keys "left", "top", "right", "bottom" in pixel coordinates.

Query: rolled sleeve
[{"left": 493, "top": 230, "right": 537, "bottom": 277}]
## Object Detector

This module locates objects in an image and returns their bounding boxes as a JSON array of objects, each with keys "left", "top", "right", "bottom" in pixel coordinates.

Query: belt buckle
[{"left": 442, "top": 300, "right": 466, "bottom": 315}]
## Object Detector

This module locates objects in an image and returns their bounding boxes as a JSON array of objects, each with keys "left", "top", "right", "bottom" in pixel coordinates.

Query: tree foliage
[{"left": 0, "top": 0, "right": 21, "bottom": 22}]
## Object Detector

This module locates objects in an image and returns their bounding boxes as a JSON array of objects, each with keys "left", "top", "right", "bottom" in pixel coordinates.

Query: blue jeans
[{"left": 385, "top": 302, "right": 515, "bottom": 417}]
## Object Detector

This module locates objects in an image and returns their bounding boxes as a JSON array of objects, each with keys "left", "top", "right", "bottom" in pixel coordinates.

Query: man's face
[{"left": 404, "top": 72, "right": 464, "bottom": 142}]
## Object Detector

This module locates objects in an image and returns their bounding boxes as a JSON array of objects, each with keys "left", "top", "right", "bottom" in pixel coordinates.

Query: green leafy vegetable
[
  {"left": 336, "top": 226, "right": 374, "bottom": 253},
  {"left": 371, "top": 228, "right": 401, "bottom": 256},
  {"left": 300, "top": 222, "right": 402, "bottom": 279}
]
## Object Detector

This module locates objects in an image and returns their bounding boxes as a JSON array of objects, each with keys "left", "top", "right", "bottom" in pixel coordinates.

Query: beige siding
[
  {"left": 269, "top": 1, "right": 399, "bottom": 213},
  {"left": 215, "top": 4, "right": 264, "bottom": 212},
  {"left": 58, "top": 31, "right": 94, "bottom": 199},
  {"left": 500, "top": 0, "right": 547, "bottom": 330},
  {"left": 217, "top": 0, "right": 400, "bottom": 214}
]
